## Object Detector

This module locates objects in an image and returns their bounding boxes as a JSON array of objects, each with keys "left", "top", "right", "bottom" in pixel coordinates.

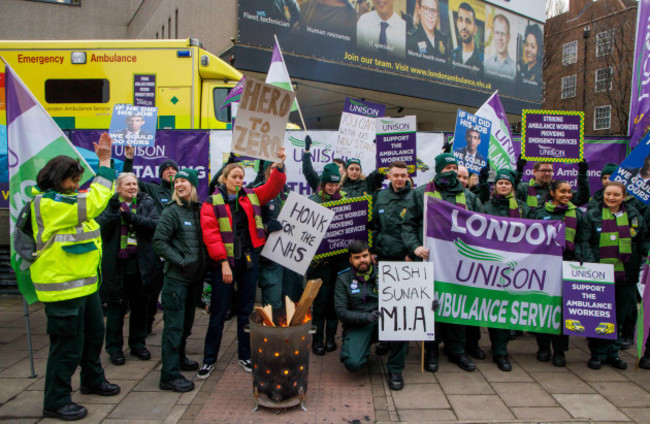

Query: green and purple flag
[
  {"left": 424, "top": 197, "right": 565, "bottom": 334},
  {"left": 629, "top": 0, "right": 650, "bottom": 148},
  {"left": 219, "top": 75, "right": 246, "bottom": 112},
  {"left": 4, "top": 59, "right": 94, "bottom": 304},
  {"left": 266, "top": 39, "right": 299, "bottom": 112},
  {"left": 475, "top": 91, "right": 516, "bottom": 171}
]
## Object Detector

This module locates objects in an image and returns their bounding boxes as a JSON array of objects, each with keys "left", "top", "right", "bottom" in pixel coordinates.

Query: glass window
[
  {"left": 595, "top": 67, "right": 613, "bottom": 92},
  {"left": 561, "top": 75, "right": 577, "bottom": 99},
  {"left": 213, "top": 87, "right": 231, "bottom": 123},
  {"left": 45, "top": 79, "right": 109, "bottom": 103},
  {"left": 562, "top": 41, "right": 578, "bottom": 65},
  {"left": 594, "top": 105, "right": 611, "bottom": 130},
  {"left": 596, "top": 30, "right": 614, "bottom": 57}
]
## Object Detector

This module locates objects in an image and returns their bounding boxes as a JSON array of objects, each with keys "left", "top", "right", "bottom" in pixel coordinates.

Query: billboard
[{"left": 238, "top": 0, "right": 544, "bottom": 105}]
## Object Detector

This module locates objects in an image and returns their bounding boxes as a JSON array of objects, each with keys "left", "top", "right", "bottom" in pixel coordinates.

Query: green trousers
[
  {"left": 104, "top": 272, "right": 147, "bottom": 355},
  {"left": 258, "top": 258, "right": 304, "bottom": 309},
  {"left": 465, "top": 325, "right": 509, "bottom": 355},
  {"left": 308, "top": 256, "right": 347, "bottom": 343},
  {"left": 340, "top": 323, "right": 408, "bottom": 373},
  {"left": 441, "top": 323, "right": 466, "bottom": 355},
  {"left": 44, "top": 291, "right": 106, "bottom": 410},
  {"left": 160, "top": 276, "right": 198, "bottom": 382}
]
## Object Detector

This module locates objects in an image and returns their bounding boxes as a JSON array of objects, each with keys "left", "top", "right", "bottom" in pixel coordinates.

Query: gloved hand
[
  {"left": 368, "top": 310, "right": 381, "bottom": 323},
  {"left": 304, "top": 135, "right": 312, "bottom": 151},
  {"left": 442, "top": 139, "right": 453, "bottom": 153},
  {"left": 121, "top": 208, "right": 134, "bottom": 223},
  {"left": 266, "top": 219, "right": 283, "bottom": 233},
  {"left": 372, "top": 171, "right": 385, "bottom": 190},
  {"left": 227, "top": 152, "right": 239, "bottom": 164},
  {"left": 578, "top": 160, "right": 589, "bottom": 175},
  {"left": 432, "top": 299, "right": 440, "bottom": 312},
  {"left": 575, "top": 252, "right": 584, "bottom": 265},
  {"left": 516, "top": 155, "right": 527, "bottom": 174},
  {"left": 108, "top": 197, "right": 121, "bottom": 210},
  {"left": 479, "top": 164, "right": 490, "bottom": 182}
]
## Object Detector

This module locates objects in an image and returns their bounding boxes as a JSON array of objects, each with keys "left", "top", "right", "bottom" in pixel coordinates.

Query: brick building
[{"left": 543, "top": 0, "right": 637, "bottom": 136}]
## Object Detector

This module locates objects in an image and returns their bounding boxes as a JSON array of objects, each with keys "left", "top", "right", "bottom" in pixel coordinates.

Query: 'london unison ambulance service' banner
[{"left": 424, "top": 197, "right": 565, "bottom": 334}]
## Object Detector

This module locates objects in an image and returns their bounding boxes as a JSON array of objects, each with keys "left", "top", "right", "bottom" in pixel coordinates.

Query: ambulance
[{"left": 0, "top": 38, "right": 243, "bottom": 130}]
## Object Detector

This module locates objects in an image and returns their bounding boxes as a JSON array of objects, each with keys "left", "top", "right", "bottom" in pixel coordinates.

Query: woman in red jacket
[{"left": 197, "top": 148, "right": 287, "bottom": 378}]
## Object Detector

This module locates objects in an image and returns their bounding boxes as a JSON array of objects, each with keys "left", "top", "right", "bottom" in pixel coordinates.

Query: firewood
[
  {"left": 255, "top": 305, "right": 275, "bottom": 327},
  {"left": 285, "top": 296, "right": 296, "bottom": 324},
  {"left": 290, "top": 279, "right": 322, "bottom": 326}
]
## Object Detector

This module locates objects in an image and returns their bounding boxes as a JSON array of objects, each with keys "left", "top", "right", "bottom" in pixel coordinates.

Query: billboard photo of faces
[{"left": 237, "top": 0, "right": 543, "bottom": 103}]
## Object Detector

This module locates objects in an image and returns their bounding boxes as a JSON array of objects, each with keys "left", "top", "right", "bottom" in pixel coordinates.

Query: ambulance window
[
  {"left": 45, "top": 79, "right": 110, "bottom": 103},
  {"left": 213, "top": 88, "right": 231, "bottom": 123}
]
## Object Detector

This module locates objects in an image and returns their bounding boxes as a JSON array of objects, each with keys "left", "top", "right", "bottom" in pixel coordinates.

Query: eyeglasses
[
  {"left": 420, "top": 5, "right": 438, "bottom": 16},
  {"left": 537, "top": 169, "right": 553, "bottom": 174}
]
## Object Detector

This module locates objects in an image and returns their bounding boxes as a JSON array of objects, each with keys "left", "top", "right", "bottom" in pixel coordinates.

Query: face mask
[{"left": 435, "top": 171, "right": 458, "bottom": 187}]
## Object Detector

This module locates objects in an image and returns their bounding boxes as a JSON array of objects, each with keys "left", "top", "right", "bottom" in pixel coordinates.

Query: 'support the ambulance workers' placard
[
  {"left": 261, "top": 191, "right": 335, "bottom": 275},
  {"left": 562, "top": 262, "right": 617, "bottom": 340},
  {"left": 379, "top": 261, "right": 435, "bottom": 341},
  {"left": 376, "top": 115, "right": 417, "bottom": 174},
  {"left": 108, "top": 104, "right": 158, "bottom": 146},
  {"left": 610, "top": 131, "right": 650, "bottom": 204},
  {"left": 231, "top": 77, "right": 295, "bottom": 162},
  {"left": 424, "top": 197, "right": 565, "bottom": 334},
  {"left": 522, "top": 110, "right": 584, "bottom": 163},
  {"left": 314, "top": 196, "right": 371, "bottom": 260},
  {"left": 336, "top": 98, "right": 385, "bottom": 172}
]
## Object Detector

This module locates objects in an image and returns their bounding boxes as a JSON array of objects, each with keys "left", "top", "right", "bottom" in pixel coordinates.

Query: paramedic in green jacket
[
  {"left": 514, "top": 159, "right": 590, "bottom": 207},
  {"left": 334, "top": 240, "right": 407, "bottom": 390},
  {"left": 34, "top": 133, "right": 120, "bottom": 421},
  {"left": 401, "top": 153, "right": 483, "bottom": 373}
]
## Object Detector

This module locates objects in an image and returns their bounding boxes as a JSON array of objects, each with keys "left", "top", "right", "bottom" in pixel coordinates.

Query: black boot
[
  {"left": 325, "top": 336, "right": 337, "bottom": 352},
  {"left": 639, "top": 352, "right": 650, "bottom": 369},
  {"left": 424, "top": 346, "right": 439, "bottom": 373},
  {"left": 43, "top": 403, "right": 88, "bottom": 421},
  {"left": 312, "top": 340, "right": 325, "bottom": 356}
]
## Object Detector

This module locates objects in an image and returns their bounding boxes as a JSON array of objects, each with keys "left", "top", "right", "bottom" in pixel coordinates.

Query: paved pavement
[{"left": 1, "top": 295, "right": 650, "bottom": 423}]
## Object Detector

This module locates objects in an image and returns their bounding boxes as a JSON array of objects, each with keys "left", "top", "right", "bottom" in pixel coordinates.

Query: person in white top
[
  {"left": 357, "top": 0, "right": 406, "bottom": 57},
  {"left": 484, "top": 14, "right": 515, "bottom": 80}
]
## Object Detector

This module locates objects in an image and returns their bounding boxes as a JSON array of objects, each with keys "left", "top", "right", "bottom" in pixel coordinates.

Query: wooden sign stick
[{"left": 290, "top": 279, "right": 323, "bottom": 326}]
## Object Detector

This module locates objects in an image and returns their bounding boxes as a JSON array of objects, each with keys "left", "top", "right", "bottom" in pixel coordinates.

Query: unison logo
[{"left": 348, "top": 100, "right": 382, "bottom": 117}]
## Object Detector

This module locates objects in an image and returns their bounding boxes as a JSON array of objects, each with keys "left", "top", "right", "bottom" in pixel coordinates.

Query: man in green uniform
[
  {"left": 334, "top": 240, "right": 408, "bottom": 390},
  {"left": 515, "top": 159, "right": 590, "bottom": 207},
  {"left": 401, "top": 153, "right": 483, "bottom": 372}
]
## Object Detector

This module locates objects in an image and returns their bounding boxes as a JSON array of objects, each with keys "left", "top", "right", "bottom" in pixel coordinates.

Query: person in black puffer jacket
[{"left": 97, "top": 173, "right": 162, "bottom": 367}]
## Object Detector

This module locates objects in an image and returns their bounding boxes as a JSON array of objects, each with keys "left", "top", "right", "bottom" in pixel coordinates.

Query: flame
[{"left": 302, "top": 310, "right": 312, "bottom": 324}]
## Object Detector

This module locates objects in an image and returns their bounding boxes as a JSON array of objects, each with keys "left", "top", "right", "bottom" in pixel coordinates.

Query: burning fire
[{"left": 256, "top": 297, "right": 312, "bottom": 327}]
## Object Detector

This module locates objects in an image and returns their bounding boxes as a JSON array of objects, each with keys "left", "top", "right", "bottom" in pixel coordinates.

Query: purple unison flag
[{"left": 629, "top": 0, "right": 650, "bottom": 148}]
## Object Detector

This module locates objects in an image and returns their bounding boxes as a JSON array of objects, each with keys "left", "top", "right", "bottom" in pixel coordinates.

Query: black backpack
[{"left": 12, "top": 200, "right": 37, "bottom": 270}]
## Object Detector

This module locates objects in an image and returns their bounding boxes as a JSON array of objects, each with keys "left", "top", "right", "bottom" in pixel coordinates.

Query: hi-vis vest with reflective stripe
[{"left": 30, "top": 170, "right": 115, "bottom": 303}]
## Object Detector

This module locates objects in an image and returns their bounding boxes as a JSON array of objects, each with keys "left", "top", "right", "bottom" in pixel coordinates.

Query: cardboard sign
[
  {"left": 562, "top": 262, "right": 617, "bottom": 340},
  {"left": 376, "top": 115, "right": 417, "bottom": 174},
  {"left": 452, "top": 109, "right": 491, "bottom": 174},
  {"left": 610, "top": 132, "right": 650, "bottom": 204},
  {"left": 261, "top": 191, "right": 335, "bottom": 275},
  {"left": 108, "top": 104, "right": 158, "bottom": 146},
  {"left": 522, "top": 110, "right": 584, "bottom": 163},
  {"left": 313, "top": 196, "right": 371, "bottom": 260},
  {"left": 232, "top": 78, "right": 295, "bottom": 162},
  {"left": 378, "top": 261, "right": 435, "bottom": 341},
  {"left": 335, "top": 98, "right": 385, "bottom": 171}
]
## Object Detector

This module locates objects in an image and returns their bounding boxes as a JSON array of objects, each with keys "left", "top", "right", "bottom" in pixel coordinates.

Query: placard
[
  {"left": 134, "top": 74, "right": 156, "bottom": 107},
  {"left": 313, "top": 196, "right": 371, "bottom": 260},
  {"left": 452, "top": 109, "right": 491, "bottom": 174},
  {"left": 562, "top": 262, "right": 617, "bottom": 340},
  {"left": 108, "top": 104, "right": 158, "bottom": 146},
  {"left": 335, "top": 98, "right": 385, "bottom": 171},
  {"left": 521, "top": 110, "right": 584, "bottom": 163},
  {"left": 609, "top": 131, "right": 650, "bottom": 204},
  {"left": 376, "top": 115, "right": 417, "bottom": 174},
  {"left": 232, "top": 77, "right": 295, "bottom": 162},
  {"left": 261, "top": 191, "right": 335, "bottom": 275},
  {"left": 378, "top": 261, "right": 435, "bottom": 341}
]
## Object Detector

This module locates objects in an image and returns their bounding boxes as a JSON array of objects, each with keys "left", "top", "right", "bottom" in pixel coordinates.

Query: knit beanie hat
[
  {"left": 346, "top": 158, "right": 361, "bottom": 169},
  {"left": 158, "top": 159, "right": 179, "bottom": 178},
  {"left": 495, "top": 169, "right": 516, "bottom": 185},
  {"left": 174, "top": 168, "right": 199, "bottom": 188},
  {"left": 321, "top": 163, "right": 341, "bottom": 184},
  {"left": 601, "top": 163, "right": 618, "bottom": 177},
  {"left": 435, "top": 153, "right": 458, "bottom": 174}
]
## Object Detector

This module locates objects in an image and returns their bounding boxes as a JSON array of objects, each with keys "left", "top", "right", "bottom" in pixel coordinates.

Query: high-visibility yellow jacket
[{"left": 30, "top": 167, "right": 115, "bottom": 303}]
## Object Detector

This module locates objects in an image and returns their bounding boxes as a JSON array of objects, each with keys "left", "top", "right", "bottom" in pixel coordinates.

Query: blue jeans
[{"left": 202, "top": 250, "right": 259, "bottom": 365}]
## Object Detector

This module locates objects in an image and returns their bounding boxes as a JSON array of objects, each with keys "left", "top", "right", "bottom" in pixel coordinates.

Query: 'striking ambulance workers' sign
[
  {"left": 424, "top": 197, "right": 565, "bottom": 334},
  {"left": 379, "top": 261, "right": 435, "bottom": 341},
  {"left": 108, "top": 104, "right": 158, "bottom": 146}
]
